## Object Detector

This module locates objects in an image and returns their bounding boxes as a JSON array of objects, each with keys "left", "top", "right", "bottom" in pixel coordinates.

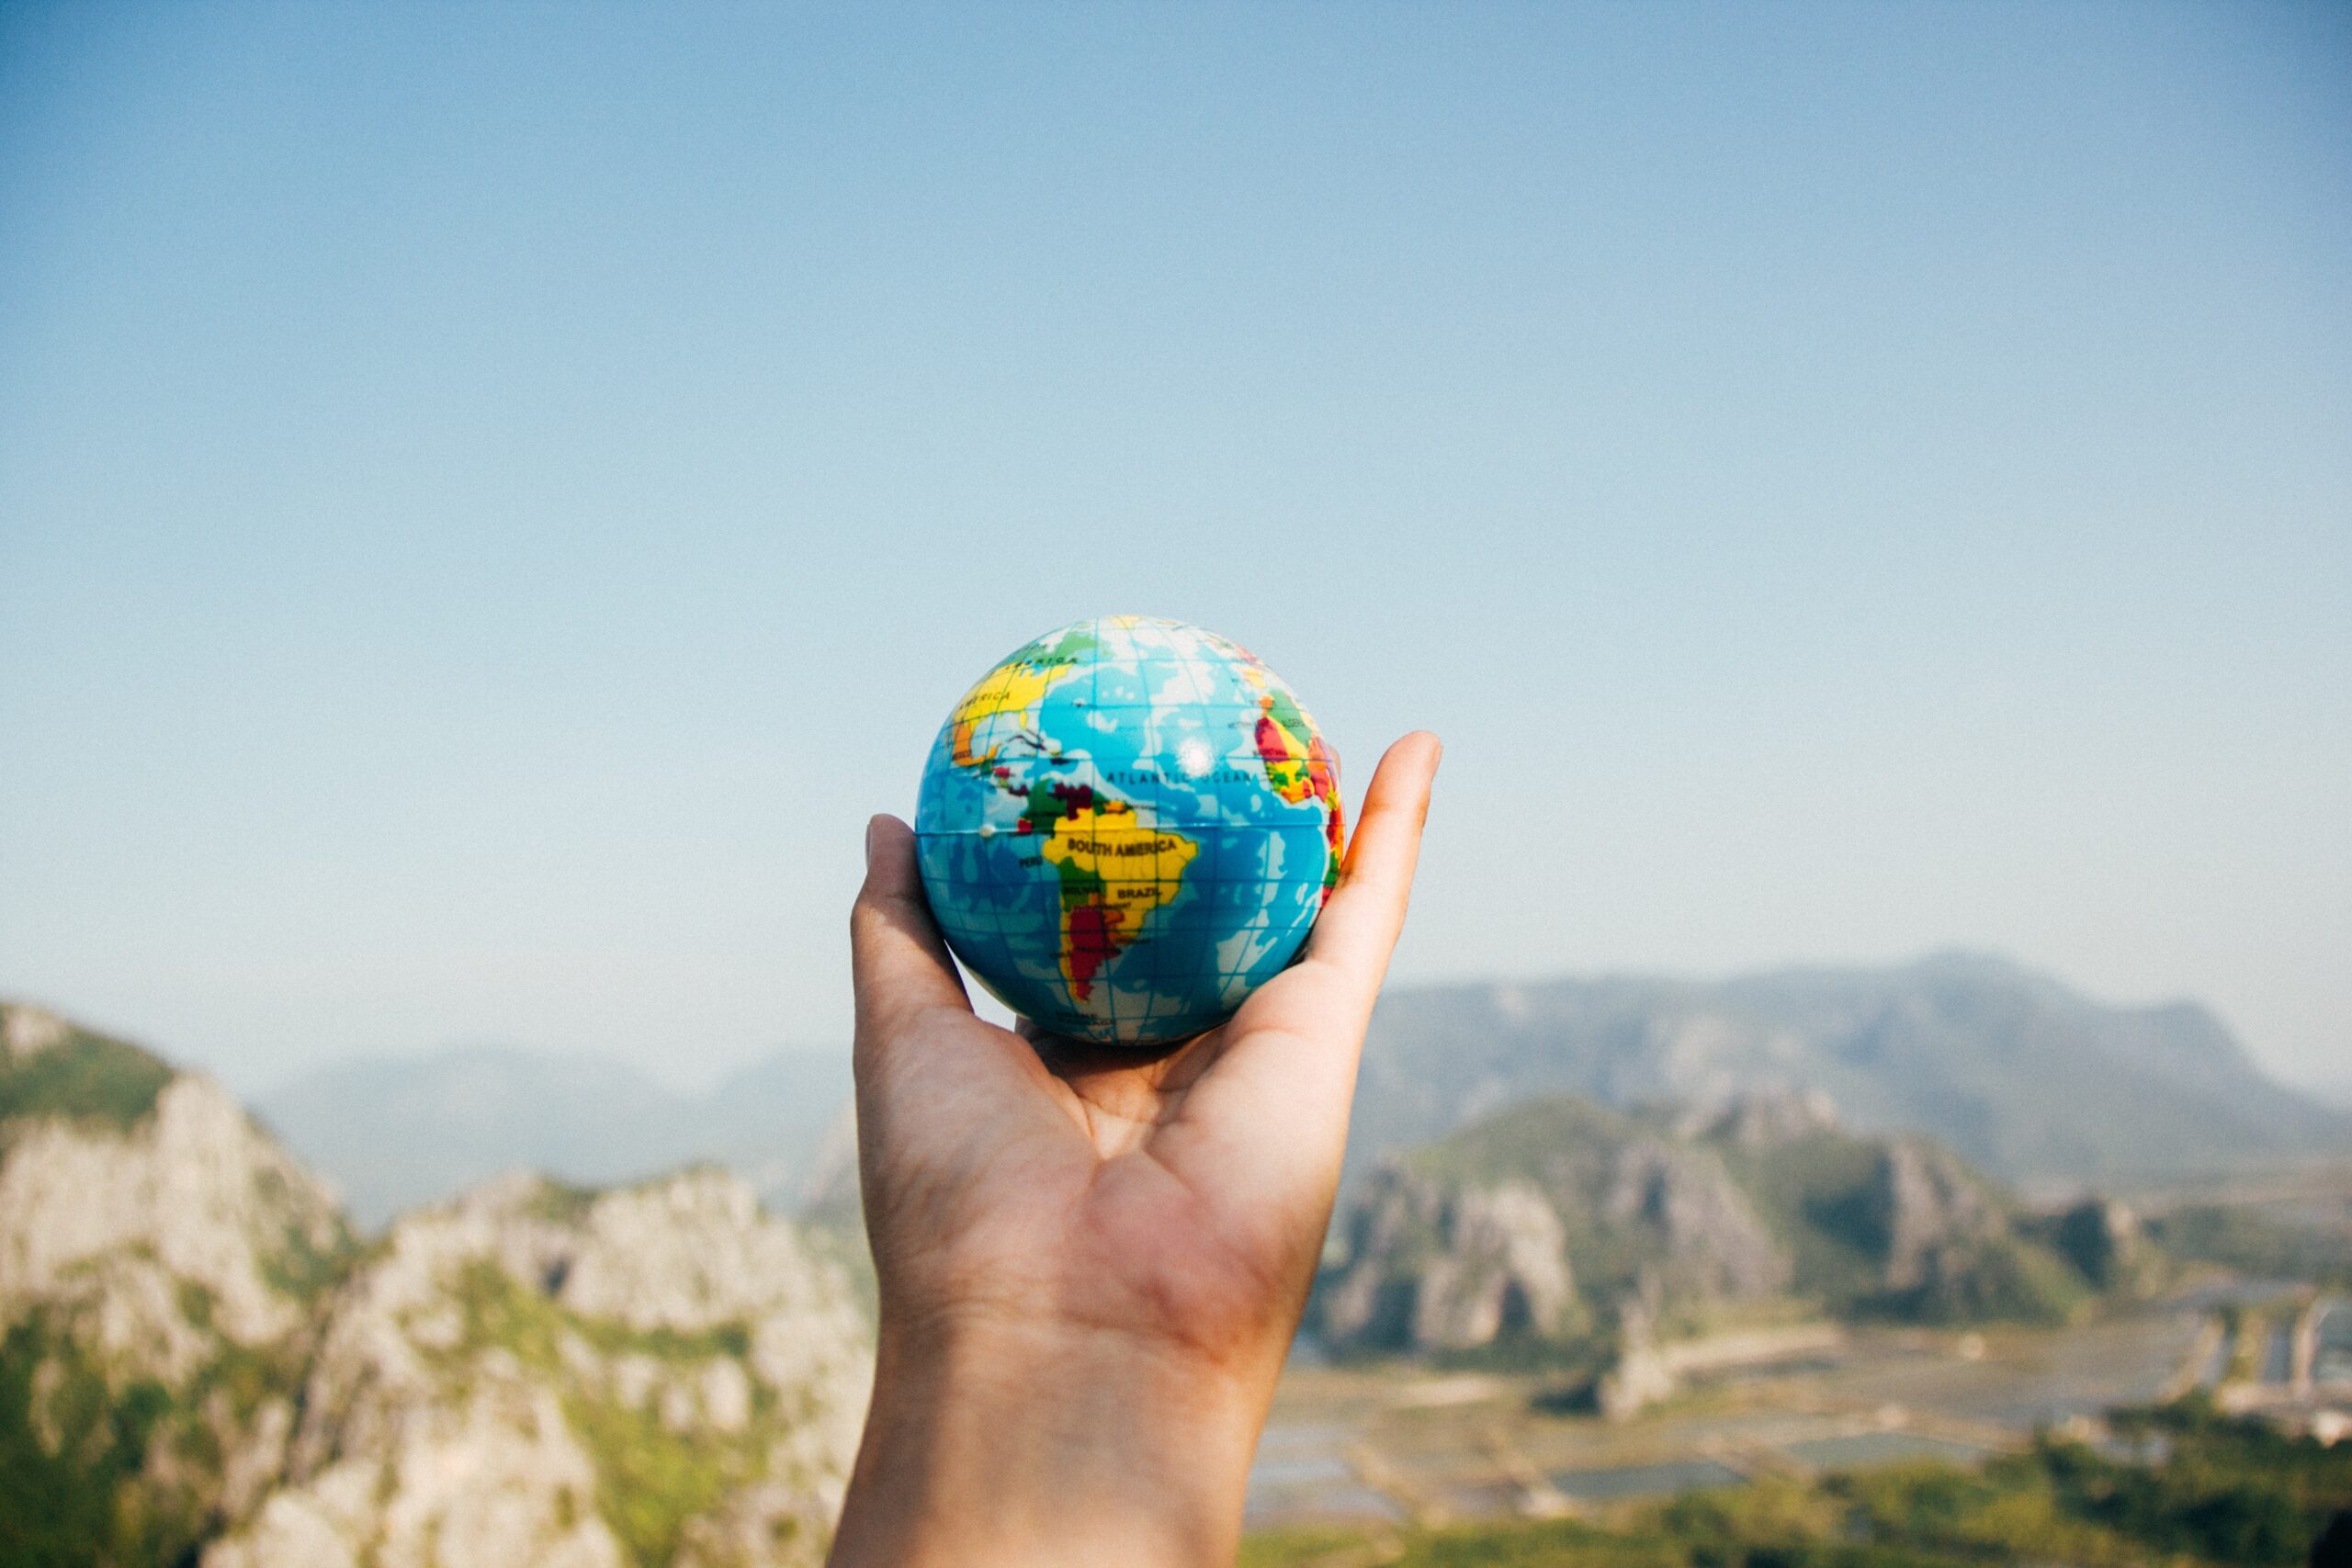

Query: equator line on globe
[{"left": 913, "top": 615, "right": 1344, "bottom": 1045}]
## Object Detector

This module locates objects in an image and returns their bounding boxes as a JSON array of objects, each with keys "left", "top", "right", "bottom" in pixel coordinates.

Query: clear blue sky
[{"left": 4, "top": 3, "right": 2346, "bottom": 1094}]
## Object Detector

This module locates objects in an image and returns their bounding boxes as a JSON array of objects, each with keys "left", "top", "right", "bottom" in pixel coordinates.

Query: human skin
[{"left": 827, "top": 731, "right": 1442, "bottom": 1568}]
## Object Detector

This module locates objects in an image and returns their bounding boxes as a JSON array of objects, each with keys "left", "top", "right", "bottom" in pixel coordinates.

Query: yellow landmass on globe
[
  {"left": 1038, "top": 801, "right": 1200, "bottom": 1002},
  {"left": 946, "top": 655, "right": 1086, "bottom": 768}
]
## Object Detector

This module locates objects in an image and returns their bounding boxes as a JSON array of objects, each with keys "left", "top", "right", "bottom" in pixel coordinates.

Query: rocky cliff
[
  {"left": 1315, "top": 1089, "right": 2119, "bottom": 1407},
  {"left": 1320, "top": 1172, "right": 1580, "bottom": 1352},
  {"left": 1, "top": 1002, "right": 348, "bottom": 1564},
  {"left": 0, "top": 1002, "right": 872, "bottom": 1568},
  {"left": 1320, "top": 1092, "right": 1808, "bottom": 1359},
  {"left": 207, "top": 1168, "right": 870, "bottom": 1568}
]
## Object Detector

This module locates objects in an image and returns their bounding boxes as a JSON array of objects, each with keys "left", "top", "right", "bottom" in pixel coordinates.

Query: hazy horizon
[
  {"left": 11, "top": 945, "right": 2337, "bottom": 1105},
  {"left": 5, "top": 4, "right": 2347, "bottom": 1093}
]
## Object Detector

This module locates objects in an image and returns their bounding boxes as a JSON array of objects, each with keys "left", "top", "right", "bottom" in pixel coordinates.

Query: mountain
[
  {"left": 1351, "top": 953, "right": 2350, "bottom": 1188},
  {"left": 1, "top": 1003, "right": 349, "bottom": 1566},
  {"left": 1315, "top": 1088, "right": 2153, "bottom": 1413},
  {"left": 206, "top": 1168, "right": 869, "bottom": 1568},
  {"left": 0, "top": 1002, "right": 871, "bottom": 1568},
  {"left": 258, "top": 1046, "right": 852, "bottom": 1229},
  {"left": 254, "top": 954, "right": 2345, "bottom": 1230}
]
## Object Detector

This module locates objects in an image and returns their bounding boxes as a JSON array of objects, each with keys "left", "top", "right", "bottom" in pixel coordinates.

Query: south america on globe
[{"left": 914, "top": 615, "right": 1343, "bottom": 1045}]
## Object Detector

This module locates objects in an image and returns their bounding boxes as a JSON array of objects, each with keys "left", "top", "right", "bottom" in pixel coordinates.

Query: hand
[{"left": 828, "top": 732, "right": 1442, "bottom": 1568}]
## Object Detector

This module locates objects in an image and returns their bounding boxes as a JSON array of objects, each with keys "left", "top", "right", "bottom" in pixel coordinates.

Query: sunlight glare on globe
[{"left": 914, "top": 616, "right": 1343, "bottom": 1045}]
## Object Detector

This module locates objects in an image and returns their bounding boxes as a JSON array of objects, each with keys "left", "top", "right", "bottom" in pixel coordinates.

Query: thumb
[{"left": 849, "top": 815, "right": 971, "bottom": 1053}]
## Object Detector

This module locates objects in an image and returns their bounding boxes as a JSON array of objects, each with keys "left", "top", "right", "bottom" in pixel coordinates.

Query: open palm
[{"left": 848, "top": 731, "right": 1442, "bottom": 1381}]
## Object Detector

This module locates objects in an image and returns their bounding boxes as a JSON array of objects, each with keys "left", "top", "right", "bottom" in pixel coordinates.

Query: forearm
[{"left": 828, "top": 1314, "right": 1274, "bottom": 1568}]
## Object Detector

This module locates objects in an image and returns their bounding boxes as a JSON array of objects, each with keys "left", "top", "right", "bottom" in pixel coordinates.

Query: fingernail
[{"left": 865, "top": 818, "right": 879, "bottom": 870}]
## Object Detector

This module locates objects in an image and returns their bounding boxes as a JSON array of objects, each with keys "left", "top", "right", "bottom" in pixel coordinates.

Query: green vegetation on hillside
[
  {"left": 1397, "top": 1097, "right": 1658, "bottom": 1330},
  {"left": 1325, "top": 1094, "right": 2112, "bottom": 1371},
  {"left": 1721, "top": 1131, "right": 1890, "bottom": 1304},
  {"left": 1407, "top": 1095, "right": 1646, "bottom": 1186},
  {"left": 1885, "top": 1232, "right": 2094, "bottom": 1326},
  {"left": 526, "top": 1176, "right": 604, "bottom": 1225},
  {"left": 0, "top": 1318, "right": 189, "bottom": 1568},
  {"left": 1728, "top": 1131, "right": 2094, "bottom": 1327},
  {"left": 2150, "top": 1203, "right": 2352, "bottom": 1290},
  {"left": 0, "top": 1026, "right": 175, "bottom": 1131},
  {"left": 256, "top": 1209, "right": 355, "bottom": 1305},
  {"left": 443, "top": 1258, "right": 770, "bottom": 1566},
  {"left": 1242, "top": 1397, "right": 2352, "bottom": 1568},
  {"left": 0, "top": 1293, "right": 316, "bottom": 1568}
]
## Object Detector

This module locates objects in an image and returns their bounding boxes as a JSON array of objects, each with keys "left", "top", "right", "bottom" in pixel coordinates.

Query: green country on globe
[{"left": 914, "top": 615, "right": 1344, "bottom": 1045}]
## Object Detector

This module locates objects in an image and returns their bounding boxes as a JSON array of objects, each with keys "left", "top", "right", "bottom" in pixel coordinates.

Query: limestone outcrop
[
  {"left": 1872, "top": 1139, "right": 2001, "bottom": 1292},
  {"left": 1321, "top": 1171, "right": 1578, "bottom": 1351},
  {"left": 1318, "top": 1094, "right": 1799, "bottom": 1359},
  {"left": 0, "top": 1002, "right": 347, "bottom": 1562},
  {"left": 0, "top": 1002, "right": 874, "bottom": 1568},
  {"left": 2052, "top": 1196, "right": 2155, "bottom": 1294},
  {"left": 204, "top": 1168, "right": 871, "bottom": 1568},
  {"left": 1316, "top": 1088, "right": 2118, "bottom": 1373},
  {"left": 1593, "top": 1294, "right": 1678, "bottom": 1421},
  {"left": 1600, "top": 1138, "right": 1791, "bottom": 1301}
]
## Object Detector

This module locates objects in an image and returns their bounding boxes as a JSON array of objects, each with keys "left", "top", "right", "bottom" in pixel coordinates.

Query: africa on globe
[{"left": 914, "top": 616, "right": 1343, "bottom": 1045}]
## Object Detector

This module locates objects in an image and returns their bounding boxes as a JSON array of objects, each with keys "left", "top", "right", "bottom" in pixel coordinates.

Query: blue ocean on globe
[{"left": 914, "top": 616, "right": 1344, "bottom": 1045}]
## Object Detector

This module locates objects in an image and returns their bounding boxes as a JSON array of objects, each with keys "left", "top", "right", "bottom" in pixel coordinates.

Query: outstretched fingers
[{"left": 849, "top": 814, "right": 972, "bottom": 1053}]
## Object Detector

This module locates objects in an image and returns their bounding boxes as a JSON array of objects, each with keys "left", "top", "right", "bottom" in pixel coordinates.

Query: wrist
[{"left": 829, "top": 1308, "right": 1274, "bottom": 1568}]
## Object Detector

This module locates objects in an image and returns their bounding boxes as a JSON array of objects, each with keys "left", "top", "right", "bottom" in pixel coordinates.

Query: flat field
[{"left": 1244, "top": 1309, "right": 2209, "bottom": 1532}]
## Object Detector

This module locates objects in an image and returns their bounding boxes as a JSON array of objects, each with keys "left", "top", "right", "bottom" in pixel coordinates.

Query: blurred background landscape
[{"left": 3, "top": 4, "right": 2347, "bottom": 1565}]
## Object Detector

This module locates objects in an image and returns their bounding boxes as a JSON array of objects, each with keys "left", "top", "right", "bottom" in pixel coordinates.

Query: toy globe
[{"left": 913, "top": 615, "right": 1343, "bottom": 1045}]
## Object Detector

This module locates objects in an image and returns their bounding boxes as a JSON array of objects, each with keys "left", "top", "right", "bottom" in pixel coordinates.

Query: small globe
[{"left": 914, "top": 616, "right": 1343, "bottom": 1045}]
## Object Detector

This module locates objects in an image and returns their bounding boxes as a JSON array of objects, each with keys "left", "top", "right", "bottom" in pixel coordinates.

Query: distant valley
[{"left": 252, "top": 953, "right": 2349, "bottom": 1235}]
